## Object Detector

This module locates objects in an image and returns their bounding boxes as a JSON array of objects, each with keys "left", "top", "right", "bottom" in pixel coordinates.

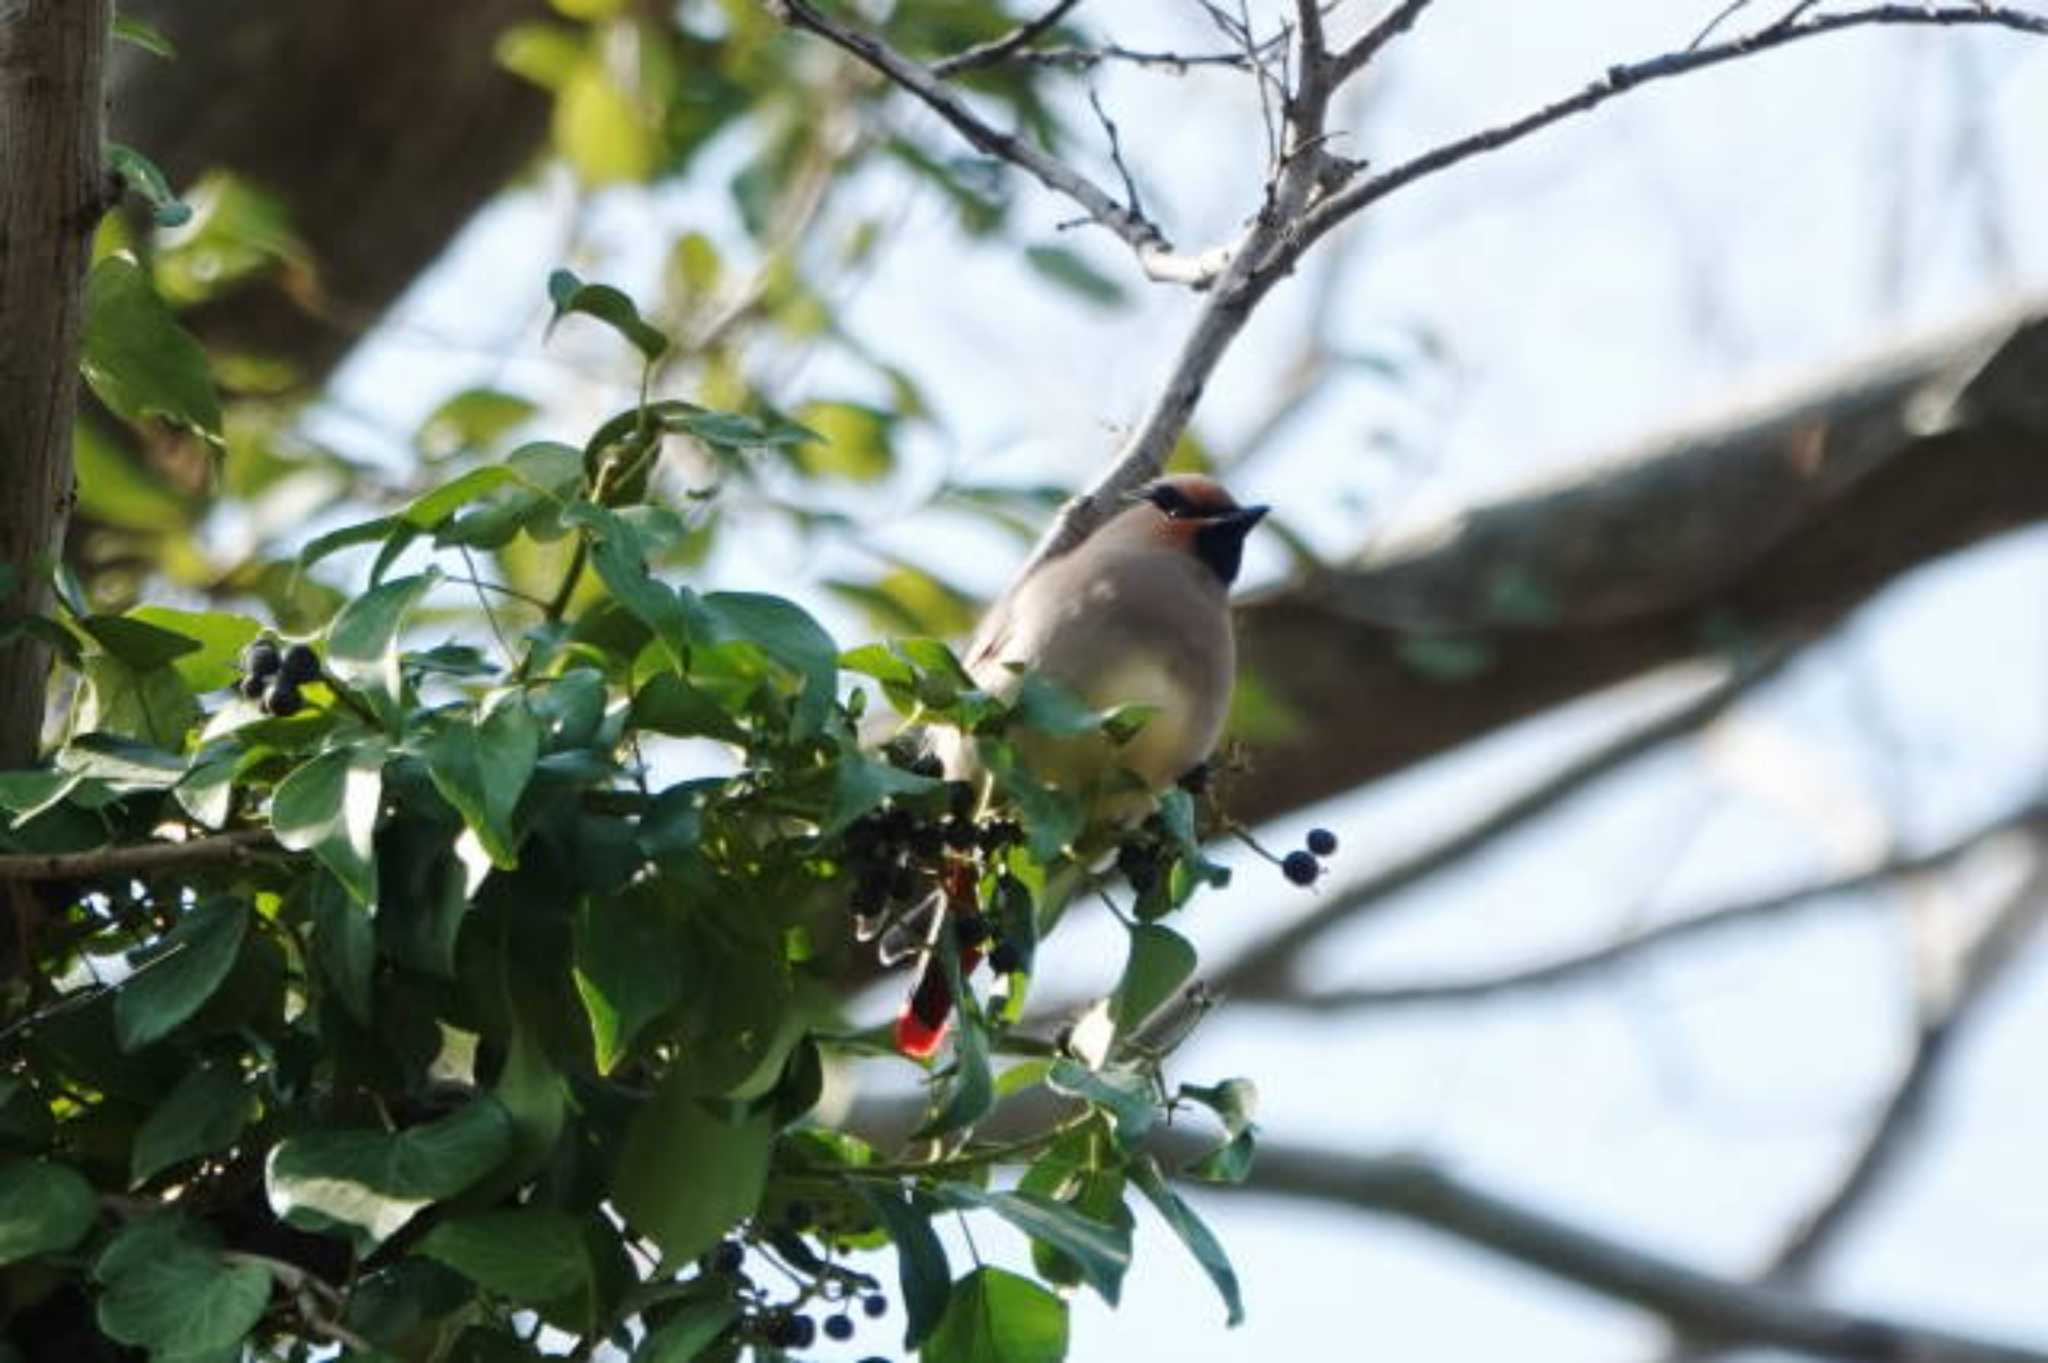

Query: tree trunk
[{"left": 0, "top": 0, "right": 110, "bottom": 767}]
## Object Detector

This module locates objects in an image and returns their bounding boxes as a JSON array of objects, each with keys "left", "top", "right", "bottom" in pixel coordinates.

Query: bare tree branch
[
  {"left": 932, "top": 0, "right": 1085, "bottom": 78},
  {"left": 1760, "top": 841, "right": 2048, "bottom": 1285},
  {"left": 1282, "top": 6, "right": 2048, "bottom": 279},
  {"left": 1243, "top": 801, "right": 2048, "bottom": 1012},
  {"left": 766, "top": 0, "right": 1229, "bottom": 286},
  {"left": 1332, "top": 0, "right": 1440, "bottom": 85},
  {"left": 1218, "top": 648, "right": 1794, "bottom": 999},
  {"left": 1207, "top": 1141, "right": 2048, "bottom": 1363},
  {"left": 0, "top": 830, "right": 276, "bottom": 883},
  {"left": 1002, "top": 42, "right": 1261, "bottom": 72}
]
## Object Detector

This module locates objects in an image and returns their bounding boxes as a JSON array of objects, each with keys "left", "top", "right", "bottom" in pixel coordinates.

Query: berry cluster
[
  {"left": 237, "top": 638, "right": 321, "bottom": 718},
  {"left": 843, "top": 778, "right": 1027, "bottom": 972},
  {"left": 1281, "top": 827, "right": 1339, "bottom": 887},
  {"left": 691, "top": 1202, "right": 894, "bottom": 1359}
]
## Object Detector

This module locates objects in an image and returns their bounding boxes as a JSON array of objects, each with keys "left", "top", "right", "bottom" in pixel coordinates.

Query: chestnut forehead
[{"left": 1149, "top": 476, "right": 1237, "bottom": 512}]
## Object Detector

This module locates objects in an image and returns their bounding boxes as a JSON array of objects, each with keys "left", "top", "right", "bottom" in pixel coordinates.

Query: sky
[{"left": 308, "top": 2, "right": 2048, "bottom": 1358}]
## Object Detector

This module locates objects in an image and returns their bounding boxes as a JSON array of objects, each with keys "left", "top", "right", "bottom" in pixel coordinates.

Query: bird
[{"left": 895, "top": 474, "right": 1267, "bottom": 1057}]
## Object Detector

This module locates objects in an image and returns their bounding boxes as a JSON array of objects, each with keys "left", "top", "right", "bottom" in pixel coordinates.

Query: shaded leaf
[
  {"left": 0, "top": 1161, "right": 97, "bottom": 1265},
  {"left": 1130, "top": 1158, "right": 1242, "bottom": 1326},
  {"left": 80, "top": 255, "right": 217, "bottom": 436},
  {"left": 421, "top": 1211, "right": 594, "bottom": 1306},
  {"left": 937, "top": 1184, "right": 1130, "bottom": 1306},
  {"left": 856, "top": 1184, "right": 951, "bottom": 1350},
  {"left": 921, "top": 1266, "right": 1067, "bottom": 1363},
  {"left": 546, "top": 268, "right": 667, "bottom": 360},
  {"left": 115, "top": 899, "right": 248, "bottom": 1051},
  {"left": 272, "top": 744, "right": 385, "bottom": 905},
  {"left": 1108, "top": 924, "right": 1196, "bottom": 1037},
  {"left": 94, "top": 1216, "right": 270, "bottom": 1358},
  {"left": 265, "top": 1100, "right": 514, "bottom": 1251},
  {"left": 131, "top": 1062, "right": 255, "bottom": 1187},
  {"left": 612, "top": 1074, "right": 771, "bottom": 1268}
]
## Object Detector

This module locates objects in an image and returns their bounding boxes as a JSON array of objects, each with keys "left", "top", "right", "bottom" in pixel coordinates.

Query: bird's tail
[{"left": 893, "top": 859, "right": 984, "bottom": 1059}]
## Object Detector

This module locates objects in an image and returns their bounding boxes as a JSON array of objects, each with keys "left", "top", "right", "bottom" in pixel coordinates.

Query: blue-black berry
[
  {"left": 1281, "top": 850, "right": 1319, "bottom": 886},
  {"left": 825, "top": 1314, "right": 855, "bottom": 1341},
  {"left": 1306, "top": 828, "right": 1338, "bottom": 857},
  {"left": 263, "top": 682, "right": 304, "bottom": 718},
  {"left": 861, "top": 1295, "right": 888, "bottom": 1318},
  {"left": 989, "top": 940, "right": 1023, "bottom": 974},
  {"left": 278, "top": 643, "right": 321, "bottom": 686},
  {"left": 954, "top": 914, "right": 991, "bottom": 948},
  {"left": 707, "top": 1239, "right": 744, "bottom": 1274}
]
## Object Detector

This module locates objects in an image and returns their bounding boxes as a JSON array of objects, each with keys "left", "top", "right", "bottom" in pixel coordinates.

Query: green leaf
[
  {"left": 297, "top": 515, "right": 399, "bottom": 573},
  {"left": 112, "top": 14, "right": 177, "bottom": 58},
  {"left": 1109, "top": 924, "right": 1196, "bottom": 1036},
  {"left": 1185, "top": 1130, "right": 1257, "bottom": 1184},
  {"left": 700, "top": 592, "right": 838, "bottom": 739},
  {"left": 402, "top": 467, "right": 520, "bottom": 529},
  {"left": 612, "top": 1073, "right": 771, "bottom": 1268},
  {"left": 265, "top": 1100, "right": 514, "bottom": 1251},
  {"left": 80, "top": 255, "right": 218, "bottom": 437},
  {"left": 105, "top": 144, "right": 192, "bottom": 227},
  {"left": 421, "top": 1211, "right": 594, "bottom": 1306},
  {"left": 0, "top": 1160, "right": 97, "bottom": 1264},
  {"left": 976, "top": 739, "right": 1081, "bottom": 861},
  {"left": 115, "top": 899, "right": 248, "bottom": 1051},
  {"left": 856, "top": 1185, "right": 951, "bottom": 1350},
  {"left": 937, "top": 1185, "right": 1130, "bottom": 1306},
  {"left": 630, "top": 673, "right": 745, "bottom": 744},
  {"left": 573, "top": 882, "right": 690, "bottom": 1074},
  {"left": 1045, "top": 1060, "right": 1154, "bottom": 1148},
  {"left": 416, "top": 389, "right": 538, "bottom": 460},
  {"left": 1024, "top": 245, "right": 1127, "bottom": 308},
  {"left": 307, "top": 871, "right": 374, "bottom": 1024},
  {"left": 791, "top": 400, "right": 894, "bottom": 481},
  {"left": 272, "top": 744, "right": 385, "bottom": 905},
  {"left": 77, "top": 613, "right": 201, "bottom": 672},
  {"left": 921, "top": 1266, "right": 1067, "bottom": 1363},
  {"left": 94, "top": 1216, "right": 271, "bottom": 1358},
  {"left": 1130, "top": 1157, "right": 1242, "bottom": 1326},
  {"left": 824, "top": 755, "right": 940, "bottom": 836},
  {"left": 326, "top": 570, "right": 440, "bottom": 716},
  {"left": 57, "top": 732, "right": 186, "bottom": 789},
  {"left": 635, "top": 1296, "right": 741, "bottom": 1363},
  {"left": 1153, "top": 787, "right": 1230, "bottom": 891},
  {"left": 569, "top": 505, "right": 693, "bottom": 669},
  {"left": 125, "top": 607, "right": 261, "bottom": 692},
  {"left": 1009, "top": 674, "right": 1102, "bottom": 737},
  {"left": 556, "top": 62, "right": 658, "bottom": 187},
  {"left": 419, "top": 700, "right": 540, "bottom": 867},
  {"left": 131, "top": 1062, "right": 254, "bottom": 1186},
  {"left": 546, "top": 268, "right": 667, "bottom": 360}
]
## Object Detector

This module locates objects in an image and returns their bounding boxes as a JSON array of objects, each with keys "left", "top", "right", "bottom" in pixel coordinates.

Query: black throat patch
[{"left": 1193, "top": 519, "right": 1249, "bottom": 587}]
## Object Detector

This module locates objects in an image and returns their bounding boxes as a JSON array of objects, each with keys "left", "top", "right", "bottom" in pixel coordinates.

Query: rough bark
[
  {"left": 0, "top": 0, "right": 110, "bottom": 767},
  {"left": 110, "top": 0, "right": 551, "bottom": 385},
  {"left": 1226, "top": 301, "right": 2048, "bottom": 828}
]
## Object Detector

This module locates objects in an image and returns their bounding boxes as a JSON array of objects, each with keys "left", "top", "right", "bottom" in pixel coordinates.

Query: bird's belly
[{"left": 1019, "top": 649, "right": 1216, "bottom": 796}]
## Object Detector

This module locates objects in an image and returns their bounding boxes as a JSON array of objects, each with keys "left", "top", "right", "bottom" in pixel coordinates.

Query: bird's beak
[{"left": 1224, "top": 504, "right": 1269, "bottom": 533}]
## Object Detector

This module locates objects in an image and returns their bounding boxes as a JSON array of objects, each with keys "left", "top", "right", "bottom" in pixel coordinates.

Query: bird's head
[{"left": 1120, "top": 474, "right": 1268, "bottom": 587}]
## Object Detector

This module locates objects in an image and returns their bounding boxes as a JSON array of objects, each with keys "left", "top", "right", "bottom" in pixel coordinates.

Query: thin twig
[
  {"left": 1761, "top": 843, "right": 2048, "bottom": 1284},
  {"left": 767, "top": 0, "right": 1229, "bottom": 286},
  {"left": 1245, "top": 801, "right": 2048, "bottom": 1011},
  {"left": 1292, "top": 6, "right": 2048, "bottom": 274},
  {"left": 1689, "top": 0, "right": 1754, "bottom": 50},
  {"left": 1005, "top": 42, "right": 1263, "bottom": 71},
  {"left": 0, "top": 829, "right": 276, "bottom": 882},
  {"left": 932, "top": 0, "right": 1084, "bottom": 77},
  {"left": 1217, "top": 651, "right": 1792, "bottom": 999},
  {"left": 1086, "top": 86, "right": 1145, "bottom": 220},
  {"left": 1332, "top": 0, "right": 1440, "bottom": 85}
]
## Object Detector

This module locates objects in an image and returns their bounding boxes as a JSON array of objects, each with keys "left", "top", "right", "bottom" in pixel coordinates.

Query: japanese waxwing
[{"left": 938, "top": 474, "right": 1269, "bottom": 820}]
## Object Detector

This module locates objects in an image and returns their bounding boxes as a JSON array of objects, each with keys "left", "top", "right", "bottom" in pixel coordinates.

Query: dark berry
[
  {"left": 979, "top": 819, "right": 1022, "bottom": 851},
  {"left": 889, "top": 863, "right": 920, "bottom": 901},
  {"left": 240, "top": 639, "right": 281, "bottom": 681},
  {"left": 862, "top": 1295, "right": 888, "bottom": 1319},
  {"left": 851, "top": 879, "right": 886, "bottom": 918},
  {"left": 705, "top": 1239, "right": 744, "bottom": 1274},
  {"left": 942, "top": 818, "right": 978, "bottom": 851},
  {"left": 278, "top": 643, "right": 321, "bottom": 685},
  {"left": 1117, "top": 843, "right": 1158, "bottom": 892},
  {"left": 910, "top": 751, "right": 944, "bottom": 779},
  {"left": 908, "top": 823, "right": 944, "bottom": 859},
  {"left": 1306, "top": 828, "right": 1338, "bottom": 857},
  {"left": 786, "top": 1314, "right": 816, "bottom": 1349},
  {"left": 1281, "top": 849, "right": 1319, "bottom": 886},
  {"left": 263, "top": 683, "right": 304, "bottom": 718},
  {"left": 946, "top": 780, "right": 976, "bottom": 820},
  {"left": 954, "top": 914, "right": 991, "bottom": 948},
  {"left": 825, "top": 1315, "right": 855, "bottom": 1342},
  {"left": 880, "top": 806, "right": 915, "bottom": 843},
  {"left": 240, "top": 674, "right": 270, "bottom": 701},
  {"left": 989, "top": 940, "right": 1023, "bottom": 974}
]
